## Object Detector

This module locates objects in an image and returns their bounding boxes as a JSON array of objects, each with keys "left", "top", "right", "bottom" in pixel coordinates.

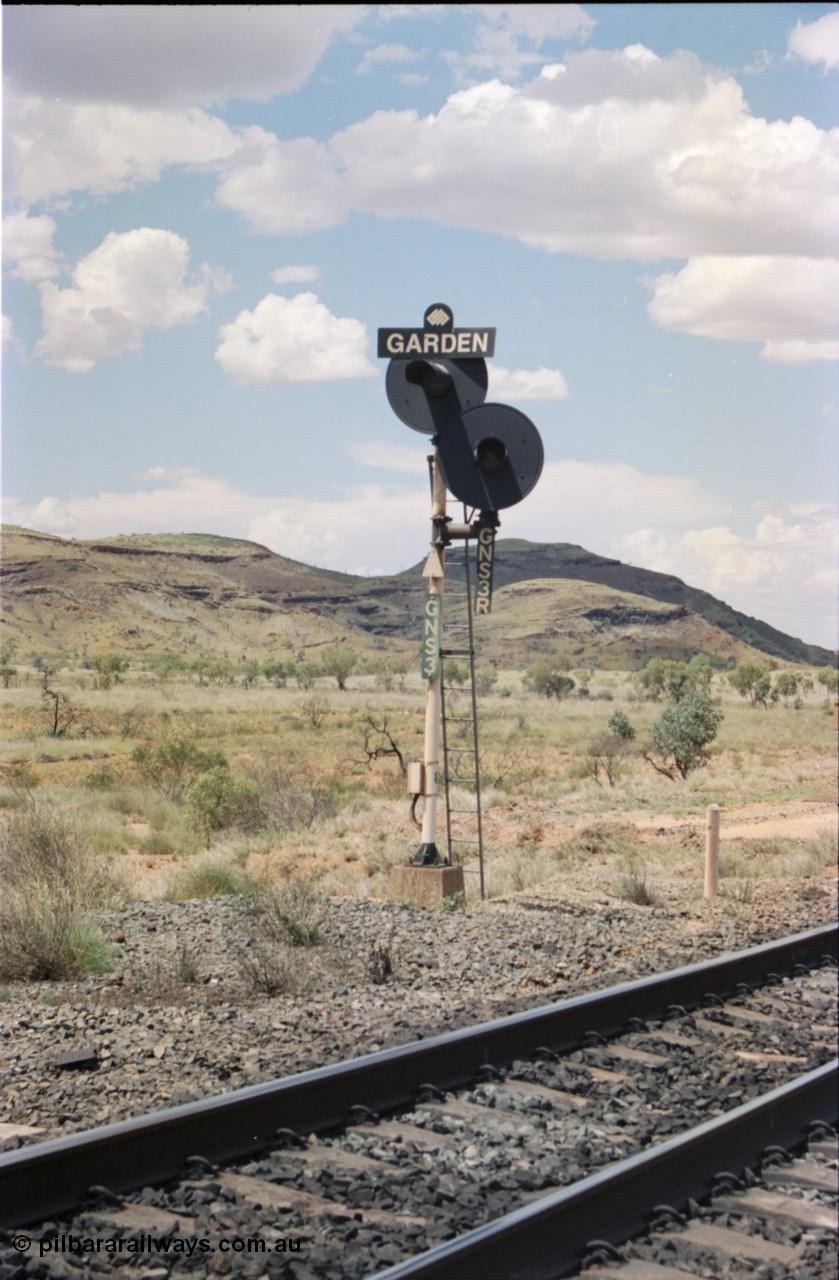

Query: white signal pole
[{"left": 414, "top": 451, "right": 448, "bottom": 865}]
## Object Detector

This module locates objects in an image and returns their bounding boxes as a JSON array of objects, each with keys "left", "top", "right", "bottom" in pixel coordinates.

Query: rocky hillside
[
  {"left": 0, "top": 526, "right": 834, "bottom": 669},
  {"left": 433, "top": 539, "right": 834, "bottom": 666}
]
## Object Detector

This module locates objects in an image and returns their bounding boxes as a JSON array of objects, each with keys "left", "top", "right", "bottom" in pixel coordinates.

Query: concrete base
[{"left": 389, "top": 864, "right": 465, "bottom": 908}]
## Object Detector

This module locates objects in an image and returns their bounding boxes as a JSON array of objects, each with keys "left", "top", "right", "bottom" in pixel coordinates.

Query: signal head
[{"left": 437, "top": 402, "right": 543, "bottom": 511}]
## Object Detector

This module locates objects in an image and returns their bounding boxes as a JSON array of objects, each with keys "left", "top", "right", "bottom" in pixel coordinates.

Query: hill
[
  {"left": 0, "top": 526, "right": 834, "bottom": 670},
  {"left": 435, "top": 539, "right": 834, "bottom": 667}
]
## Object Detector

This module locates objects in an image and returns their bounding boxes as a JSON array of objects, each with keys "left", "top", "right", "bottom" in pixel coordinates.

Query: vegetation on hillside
[
  {"left": 2, "top": 526, "right": 834, "bottom": 671},
  {"left": 0, "top": 644, "right": 835, "bottom": 965}
]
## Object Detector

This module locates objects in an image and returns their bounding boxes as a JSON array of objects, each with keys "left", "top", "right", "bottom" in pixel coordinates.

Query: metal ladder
[{"left": 439, "top": 510, "right": 485, "bottom": 897}]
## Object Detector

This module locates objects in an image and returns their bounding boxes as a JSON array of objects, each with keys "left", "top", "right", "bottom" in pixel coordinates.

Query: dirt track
[{"left": 623, "top": 800, "right": 837, "bottom": 844}]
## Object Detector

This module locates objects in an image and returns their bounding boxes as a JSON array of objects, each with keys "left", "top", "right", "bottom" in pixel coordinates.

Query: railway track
[
  {"left": 575, "top": 1129, "right": 838, "bottom": 1280},
  {"left": 1, "top": 924, "right": 835, "bottom": 1278}
]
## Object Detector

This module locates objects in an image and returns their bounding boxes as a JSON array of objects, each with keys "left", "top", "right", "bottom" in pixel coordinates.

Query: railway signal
[{"left": 378, "top": 303, "right": 544, "bottom": 872}]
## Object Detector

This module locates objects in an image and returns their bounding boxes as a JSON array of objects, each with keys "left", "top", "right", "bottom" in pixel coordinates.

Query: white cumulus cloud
[
  {"left": 215, "top": 292, "right": 377, "bottom": 385},
  {"left": 617, "top": 507, "right": 838, "bottom": 645},
  {"left": 4, "top": 95, "right": 240, "bottom": 208},
  {"left": 36, "top": 229, "right": 221, "bottom": 373},
  {"left": 329, "top": 46, "right": 839, "bottom": 261},
  {"left": 349, "top": 441, "right": 430, "bottom": 474},
  {"left": 270, "top": 265, "right": 320, "bottom": 285},
  {"left": 454, "top": 4, "right": 597, "bottom": 81},
  {"left": 489, "top": 366, "right": 570, "bottom": 400},
  {"left": 505, "top": 460, "right": 728, "bottom": 549},
  {"left": 359, "top": 44, "right": 423, "bottom": 74},
  {"left": 8, "top": 39, "right": 838, "bottom": 280},
  {"left": 4, "top": 6, "right": 361, "bottom": 107},
  {"left": 787, "top": 11, "right": 839, "bottom": 72},
  {"left": 2, "top": 211, "right": 60, "bottom": 282},
  {"left": 213, "top": 129, "right": 348, "bottom": 235},
  {"left": 646, "top": 256, "right": 839, "bottom": 363}
]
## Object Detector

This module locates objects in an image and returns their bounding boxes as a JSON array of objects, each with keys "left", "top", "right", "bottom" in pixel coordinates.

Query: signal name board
[
  {"left": 378, "top": 328, "right": 495, "bottom": 359},
  {"left": 474, "top": 526, "right": 495, "bottom": 615},
  {"left": 421, "top": 593, "right": 441, "bottom": 680}
]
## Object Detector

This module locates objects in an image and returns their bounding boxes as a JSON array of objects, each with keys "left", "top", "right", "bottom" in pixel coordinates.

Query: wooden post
[{"left": 704, "top": 804, "right": 720, "bottom": 898}]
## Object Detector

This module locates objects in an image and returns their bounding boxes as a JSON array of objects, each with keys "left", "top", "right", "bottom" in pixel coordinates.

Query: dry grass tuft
[
  {"left": 0, "top": 799, "right": 126, "bottom": 979},
  {"left": 160, "top": 853, "right": 261, "bottom": 901},
  {"left": 613, "top": 862, "right": 658, "bottom": 906}
]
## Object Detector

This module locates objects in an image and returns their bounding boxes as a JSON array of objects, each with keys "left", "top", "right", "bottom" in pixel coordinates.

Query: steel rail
[
  {"left": 1, "top": 924, "right": 835, "bottom": 1228},
  {"left": 373, "top": 1060, "right": 838, "bottom": 1280}
]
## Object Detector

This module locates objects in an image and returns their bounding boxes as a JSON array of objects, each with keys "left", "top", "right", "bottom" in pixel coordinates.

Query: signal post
[{"left": 379, "top": 304, "right": 544, "bottom": 904}]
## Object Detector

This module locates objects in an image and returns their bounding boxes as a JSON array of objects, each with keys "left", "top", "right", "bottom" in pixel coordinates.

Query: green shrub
[
  {"left": 139, "top": 832, "right": 176, "bottom": 857},
  {"left": 645, "top": 691, "right": 723, "bottom": 780},
  {"left": 186, "top": 767, "right": 263, "bottom": 847},
  {"left": 163, "top": 859, "right": 259, "bottom": 901},
  {"left": 132, "top": 738, "right": 228, "bottom": 801},
  {"left": 607, "top": 710, "right": 636, "bottom": 740},
  {"left": 83, "top": 766, "right": 117, "bottom": 791},
  {"left": 248, "top": 878, "right": 327, "bottom": 947},
  {"left": 0, "top": 887, "right": 113, "bottom": 979},
  {"left": 0, "top": 802, "right": 121, "bottom": 980},
  {"left": 523, "top": 656, "right": 575, "bottom": 699},
  {"left": 90, "top": 653, "right": 129, "bottom": 689},
  {"left": 235, "top": 880, "right": 325, "bottom": 993}
]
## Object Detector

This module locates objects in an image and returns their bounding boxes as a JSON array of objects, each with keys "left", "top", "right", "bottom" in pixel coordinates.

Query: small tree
[
  {"left": 816, "top": 666, "right": 838, "bottom": 694},
  {"left": 585, "top": 711, "right": 636, "bottom": 788},
  {"left": 773, "top": 671, "right": 801, "bottom": 706},
  {"left": 474, "top": 666, "right": 498, "bottom": 696},
  {"left": 292, "top": 660, "right": 321, "bottom": 690},
  {"left": 90, "top": 653, "right": 129, "bottom": 690},
  {"left": 303, "top": 694, "right": 331, "bottom": 728},
  {"left": 263, "top": 659, "right": 292, "bottom": 688},
  {"left": 444, "top": 660, "right": 469, "bottom": 687},
  {"left": 644, "top": 691, "right": 723, "bottom": 780},
  {"left": 148, "top": 653, "right": 188, "bottom": 683},
  {"left": 132, "top": 738, "right": 228, "bottom": 801},
  {"left": 321, "top": 647, "right": 358, "bottom": 691},
  {"left": 635, "top": 658, "right": 670, "bottom": 701},
  {"left": 636, "top": 658, "right": 706, "bottom": 703},
  {"left": 356, "top": 712, "right": 407, "bottom": 775},
  {"left": 524, "top": 653, "right": 575, "bottom": 699},
  {"left": 728, "top": 662, "right": 771, "bottom": 707},
  {"left": 686, "top": 654, "right": 714, "bottom": 693},
  {"left": 40, "top": 669, "right": 80, "bottom": 738},
  {"left": 186, "top": 768, "right": 263, "bottom": 848},
  {"left": 239, "top": 659, "right": 261, "bottom": 689},
  {"left": 586, "top": 734, "right": 630, "bottom": 787},
  {"left": 374, "top": 658, "right": 408, "bottom": 693},
  {"left": 608, "top": 710, "right": 636, "bottom": 741}
]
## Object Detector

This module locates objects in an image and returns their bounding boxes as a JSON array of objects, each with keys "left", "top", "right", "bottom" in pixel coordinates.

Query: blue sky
[{"left": 2, "top": 4, "right": 838, "bottom": 648}]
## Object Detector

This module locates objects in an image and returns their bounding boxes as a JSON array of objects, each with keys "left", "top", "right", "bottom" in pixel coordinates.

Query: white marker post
[{"left": 704, "top": 804, "right": 720, "bottom": 898}]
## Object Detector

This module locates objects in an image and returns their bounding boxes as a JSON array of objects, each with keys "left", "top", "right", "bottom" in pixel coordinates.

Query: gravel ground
[{"left": 1, "top": 869, "right": 836, "bottom": 1149}]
